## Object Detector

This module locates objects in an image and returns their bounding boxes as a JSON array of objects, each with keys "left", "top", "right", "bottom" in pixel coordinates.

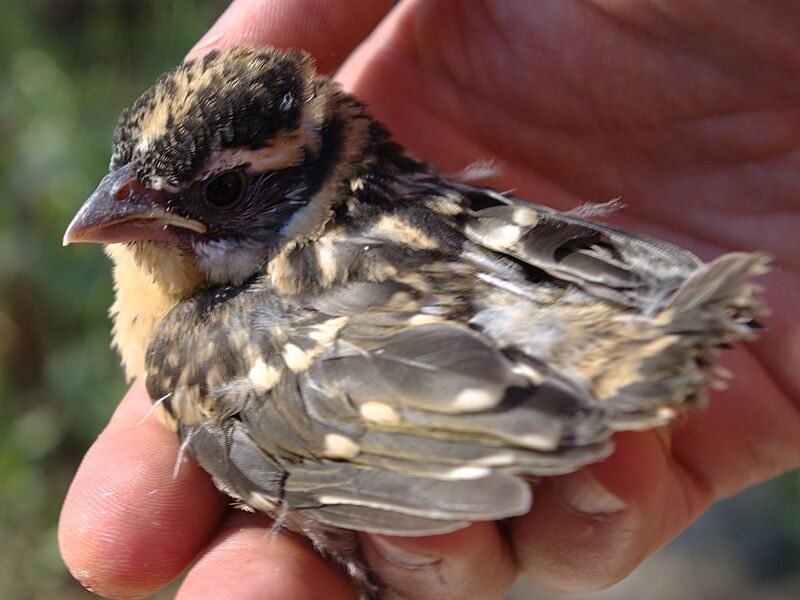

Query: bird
[{"left": 64, "top": 46, "right": 768, "bottom": 598}]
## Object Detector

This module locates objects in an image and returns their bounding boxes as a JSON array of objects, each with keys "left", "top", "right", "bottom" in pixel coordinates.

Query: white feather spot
[
  {"left": 453, "top": 388, "right": 497, "bottom": 411},
  {"left": 512, "top": 208, "right": 539, "bottom": 227},
  {"left": 473, "top": 452, "right": 517, "bottom": 466},
  {"left": 518, "top": 432, "right": 559, "bottom": 451},
  {"left": 323, "top": 433, "right": 360, "bottom": 459},
  {"left": 471, "top": 222, "right": 524, "bottom": 250},
  {"left": 713, "top": 366, "right": 734, "bottom": 380},
  {"left": 407, "top": 314, "right": 444, "bottom": 326},
  {"left": 308, "top": 317, "right": 349, "bottom": 344},
  {"left": 494, "top": 224, "right": 524, "bottom": 246},
  {"left": 656, "top": 406, "right": 677, "bottom": 420},
  {"left": 511, "top": 362, "right": 545, "bottom": 385},
  {"left": 246, "top": 492, "right": 279, "bottom": 513},
  {"left": 441, "top": 465, "right": 492, "bottom": 480},
  {"left": 248, "top": 359, "right": 282, "bottom": 391},
  {"left": 359, "top": 402, "right": 401, "bottom": 426},
  {"left": 282, "top": 343, "right": 314, "bottom": 372},
  {"left": 315, "top": 240, "right": 339, "bottom": 285}
]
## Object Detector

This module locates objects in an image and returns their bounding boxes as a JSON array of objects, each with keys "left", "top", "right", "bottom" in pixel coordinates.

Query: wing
[
  {"left": 397, "top": 174, "right": 767, "bottom": 423},
  {"left": 465, "top": 199, "right": 702, "bottom": 310},
  {"left": 403, "top": 173, "right": 703, "bottom": 311},
  {"left": 146, "top": 277, "right": 613, "bottom": 536}
]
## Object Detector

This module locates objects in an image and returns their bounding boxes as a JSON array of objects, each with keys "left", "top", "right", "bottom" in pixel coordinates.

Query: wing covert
[
  {"left": 145, "top": 277, "right": 614, "bottom": 535},
  {"left": 452, "top": 183, "right": 703, "bottom": 309}
]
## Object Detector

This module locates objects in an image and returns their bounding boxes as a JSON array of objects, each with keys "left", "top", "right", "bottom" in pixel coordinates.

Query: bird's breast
[{"left": 107, "top": 243, "right": 201, "bottom": 380}]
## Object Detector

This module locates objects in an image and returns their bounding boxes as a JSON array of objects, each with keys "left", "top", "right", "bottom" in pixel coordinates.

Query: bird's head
[{"left": 65, "top": 46, "right": 371, "bottom": 295}]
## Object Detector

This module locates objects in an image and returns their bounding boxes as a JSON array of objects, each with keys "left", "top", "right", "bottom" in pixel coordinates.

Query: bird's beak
[{"left": 63, "top": 163, "right": 206, "bottom": 246}]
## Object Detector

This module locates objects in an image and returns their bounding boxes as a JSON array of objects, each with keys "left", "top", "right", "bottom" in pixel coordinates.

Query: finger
[
  {"left": 177, "top": 512, "right": 356, "bottom": 600},
  {"left": 58, "top": 382, "right": 228, "bottom": 599},
  {"left": 360, "top": 522, "right": 516, "bottom": 600},
  {"left": 670, "top": 346, "right": 800, "bottom": 499},
  {"left": 188, "top": 0, "right": 395, "bottom": 72},
  {"left": 510, "top": 431, "right": 712, "bottom": 592}
]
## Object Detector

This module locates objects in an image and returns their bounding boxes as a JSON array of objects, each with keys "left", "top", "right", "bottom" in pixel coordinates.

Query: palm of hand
[{"left": 59, "top": 2, "right": 799, "bottom": 599}]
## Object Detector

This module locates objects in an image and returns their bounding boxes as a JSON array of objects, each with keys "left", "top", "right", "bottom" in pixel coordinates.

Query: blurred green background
[
  {"left": 0, "top": 1, "right": 225, "bottom": 597},
  {"left": 0, "top": 1, "right": 797, "bottom": 599}
]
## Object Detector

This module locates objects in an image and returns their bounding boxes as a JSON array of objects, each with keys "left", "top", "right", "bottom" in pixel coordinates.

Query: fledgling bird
[{"left": 65, "top": 47, "right": 768, "bottom": 597}]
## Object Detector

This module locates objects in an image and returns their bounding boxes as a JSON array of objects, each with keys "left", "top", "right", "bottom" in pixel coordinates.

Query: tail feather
[
  {"left": 606, "top": 252, "right": 769, "bottom": 429},
  {"left": 668, "top": 251, "right": 769, "bottom": 315},
  {"left": 666, "top": 252, "right": 770, "bottom": 338}
]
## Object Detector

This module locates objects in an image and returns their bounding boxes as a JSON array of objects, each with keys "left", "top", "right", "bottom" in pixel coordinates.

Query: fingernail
[
  {"left": 554, "top": 469, "right": 628, "bottom": 520},
  {"left": 368, "top": 535, "right": 442, "bottom": 569}
]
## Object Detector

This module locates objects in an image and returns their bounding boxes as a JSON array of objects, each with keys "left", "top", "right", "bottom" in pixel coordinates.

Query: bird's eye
[{"left": 204, "top": 171, "right": 245, "bottom": 208}]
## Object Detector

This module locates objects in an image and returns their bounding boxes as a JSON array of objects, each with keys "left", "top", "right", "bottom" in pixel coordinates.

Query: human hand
[{"left": 59, "top": 1, "right": 800, "bottom": 598}]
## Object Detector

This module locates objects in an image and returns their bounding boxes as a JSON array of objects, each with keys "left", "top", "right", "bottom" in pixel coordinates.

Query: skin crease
[{"left": 57, "top": 1, "right": 800, "bottom": 598}]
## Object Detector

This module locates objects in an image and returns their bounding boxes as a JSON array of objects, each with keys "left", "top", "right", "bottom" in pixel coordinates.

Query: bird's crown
[{"left": 110, "top": 46, "right": 322, "bottom": 190}]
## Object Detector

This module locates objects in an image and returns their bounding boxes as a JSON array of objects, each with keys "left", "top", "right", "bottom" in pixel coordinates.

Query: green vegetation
[{"left": 0, "top": 2, "right": 223, "bottom": 597}]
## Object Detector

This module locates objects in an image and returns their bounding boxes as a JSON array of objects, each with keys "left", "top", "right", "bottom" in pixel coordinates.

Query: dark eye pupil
[{"left": 205, "top": 171, "right": 243, "bottom": 207}]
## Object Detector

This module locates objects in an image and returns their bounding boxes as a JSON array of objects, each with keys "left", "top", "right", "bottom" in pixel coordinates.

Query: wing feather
[
  {"left": 146, "top": 281, "right": 614, "bottom": 534},
  {"left": 463, "top": 201, "right": 701, "bottom": 309}
]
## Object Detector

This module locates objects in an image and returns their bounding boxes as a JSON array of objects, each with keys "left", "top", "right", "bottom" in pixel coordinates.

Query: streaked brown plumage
[{"left": 64, "top": 47, "right": 768, "bottom": 598}]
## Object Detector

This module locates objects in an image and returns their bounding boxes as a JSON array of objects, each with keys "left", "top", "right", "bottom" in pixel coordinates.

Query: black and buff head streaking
[
  {"left": 65, "top": 47, "right": 413, "bottom": 293},
  {"left": 64, "top": 47, "right": 769, "bottom": 598}
]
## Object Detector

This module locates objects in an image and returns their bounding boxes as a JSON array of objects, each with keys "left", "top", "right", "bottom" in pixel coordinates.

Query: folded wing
[{"left": 146, "top": 278, "right": 613, "bottom": 535}]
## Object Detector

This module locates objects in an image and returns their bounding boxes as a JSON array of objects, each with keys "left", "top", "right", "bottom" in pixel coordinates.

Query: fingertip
[
  {"left": 511, "top": 431, "right": 709, "bottom": 592},
  {"left": 58, "top": 383, "right": 227, "bottom": 598},
  {"left": 361, "top": 522, "right": 516, "bottom": 600}
]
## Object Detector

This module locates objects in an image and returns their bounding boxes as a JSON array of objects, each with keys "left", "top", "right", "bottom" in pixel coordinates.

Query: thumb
[{"left": 188, "top": 0, "right": 394, "bottom": 72}]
